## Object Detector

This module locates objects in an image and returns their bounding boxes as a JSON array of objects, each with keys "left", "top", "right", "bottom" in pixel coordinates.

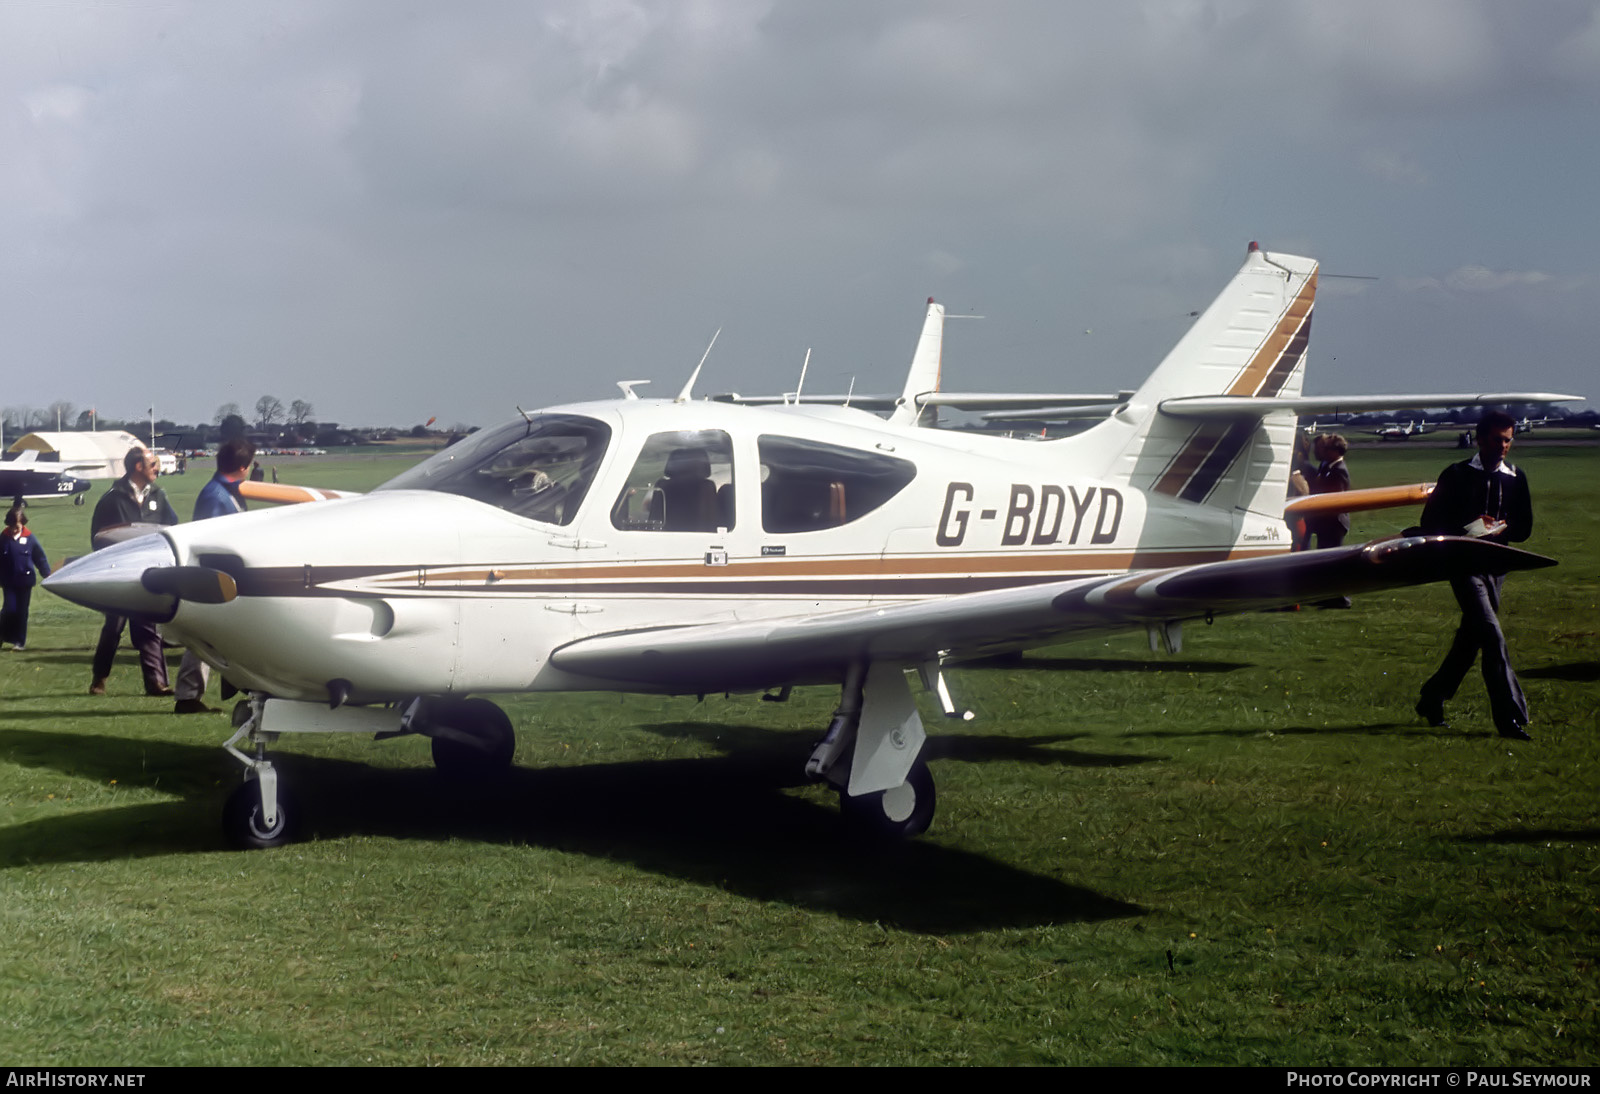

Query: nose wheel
[{"left": 224, "top": 776, "right": 293, "bottom": 849}]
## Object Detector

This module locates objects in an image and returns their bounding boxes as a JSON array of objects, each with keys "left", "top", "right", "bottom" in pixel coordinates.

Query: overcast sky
[{"left": 4, "top": 0, "right": 1597, "bottom": 431}]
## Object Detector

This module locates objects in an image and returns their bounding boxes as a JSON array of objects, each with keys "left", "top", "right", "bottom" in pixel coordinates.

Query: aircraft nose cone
[{"left": 43, "top": 532, "right": 179, "bottom": 617}]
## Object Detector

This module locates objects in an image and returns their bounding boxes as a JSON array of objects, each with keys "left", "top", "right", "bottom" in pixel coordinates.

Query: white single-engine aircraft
[{"left": 45, "top": 244, "right": 1578, "bottom": 849}]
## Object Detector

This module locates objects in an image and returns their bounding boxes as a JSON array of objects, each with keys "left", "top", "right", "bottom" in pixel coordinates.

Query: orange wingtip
[
  {"left": 238, "top": 481, "right": 360, "bottom": 505},
  {"left": 1284, "top": 482, "right": 1434, "bottom": 517}
]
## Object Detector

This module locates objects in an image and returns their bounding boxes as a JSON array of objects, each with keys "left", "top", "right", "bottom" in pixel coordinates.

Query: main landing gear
[
  {"left": 220, "top": 692, "right": 518, "bottom": 849},
  {"left": 806, "top": 660, "right": 962, "bottom": 840},
  {"left": 427, "top": 698, "right": 516, "bottom": 779}
]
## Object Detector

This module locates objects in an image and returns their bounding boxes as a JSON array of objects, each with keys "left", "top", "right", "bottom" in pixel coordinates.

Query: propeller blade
[{"left": 140, "top": 566, "right": 239, "bottom": 604}]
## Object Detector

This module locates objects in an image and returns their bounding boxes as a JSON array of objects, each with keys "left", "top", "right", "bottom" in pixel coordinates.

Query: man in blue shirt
[{"left": 174, "top": 437, "right": 255, "bottom": 714}]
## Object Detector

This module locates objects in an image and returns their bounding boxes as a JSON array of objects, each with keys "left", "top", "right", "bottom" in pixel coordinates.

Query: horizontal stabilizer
[{"left": 1160, "top": 392, "right": 1583, "bottom": 420}]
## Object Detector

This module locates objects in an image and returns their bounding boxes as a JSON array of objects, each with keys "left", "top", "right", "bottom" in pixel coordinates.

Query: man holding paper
[{"left": 1414, "top": 410, "right": 1535, "bottom": 740}]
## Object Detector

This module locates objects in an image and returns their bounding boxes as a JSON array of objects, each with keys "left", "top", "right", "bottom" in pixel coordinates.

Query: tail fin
[
  {"left": 888, "top": 298, "right": 945, "bottom": 427},
  {"left": 1084, "top": 245, "right": 1317, "bottom": 519}
]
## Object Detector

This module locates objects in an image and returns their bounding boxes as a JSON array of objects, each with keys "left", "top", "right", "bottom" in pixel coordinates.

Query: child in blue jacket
[{"left": 1, "top": 506, "right": 52, "bottom": 651}]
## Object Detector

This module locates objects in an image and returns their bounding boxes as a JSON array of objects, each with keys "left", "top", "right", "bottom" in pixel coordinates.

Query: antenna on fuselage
[
  {"left": 515, "top": 406, "right": 533, "bottom": 423},
  {"left": 616, "top": 380, "right": 651, "bottom": 400},
  {"left": 844, "top": 375, "right": 856, "bottom": 408},
  {"left": 785, "top": 348, "right": 812, "bottom": 405},
  {"left": 675, "top": 328, "right": 721, "bottom": 403}
]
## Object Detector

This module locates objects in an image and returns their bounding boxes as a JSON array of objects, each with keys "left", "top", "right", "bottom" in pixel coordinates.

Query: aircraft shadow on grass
[
  {"left": 0, "top": 727, "right": 1145, "bottom": 934},
  {"left": 1458, "top": 826, "right": 1600, "bottom": 845},
  {"left": 640, "top": 721, "right": 1162, "bottom": 769},
  {"left": 1521, "top": 660, "right": 1600, "bottom": 683},
  {"left": 955, "top": 655, "right": 1253, "bottom": 674}
]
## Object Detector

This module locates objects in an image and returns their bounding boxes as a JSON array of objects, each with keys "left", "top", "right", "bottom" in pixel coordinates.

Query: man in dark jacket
[
  {"left": 88, "top": 446, "right": 178, "bottom": 696},
  {"left": 1305, "top": 433, "right": 1352, "bottom": 608},
  {"left": 1414, "top": 411, "right": 1534, "bottom": 739}
]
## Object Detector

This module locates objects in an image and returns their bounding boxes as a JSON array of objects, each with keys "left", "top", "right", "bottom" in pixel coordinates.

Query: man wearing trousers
[
  {"left": 174, "top": 437, "right": 255, "bottom": 714},
  {"left": 89, "top": 447, "right": 178, "bottom": 695},
  {"left": 1414, "top": 411, "right": 1534, "bottom": 740}
]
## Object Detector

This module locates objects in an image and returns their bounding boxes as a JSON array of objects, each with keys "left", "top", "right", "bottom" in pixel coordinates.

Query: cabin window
[
  {"left": 375, "top": 414, "right": 611, "bottom": 526},
  {"left": 611, "top": 430, "right": 736, "bottom": 533},
  {"left": 758, "top": 435, "right": 917, "bottom": 533}
]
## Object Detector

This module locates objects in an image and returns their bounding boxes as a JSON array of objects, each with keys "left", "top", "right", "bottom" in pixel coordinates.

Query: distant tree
[
  {"left": 47, "top": 400, "right": 76, "bottom": 430},
  {"left": 214, "top": 402, "right": 241, "bottom": 426},
  {"left": 219, "top": 414, "right": 248, "bottom": 441},
  {"left": 255, "top": 395, "right": 284, "bottom": 431},
  {"left": 289, "top": 399, "right": 314, "bottom": 425},
  {"left": 75, "top": 409, "right": 95, "bottom": 430}
]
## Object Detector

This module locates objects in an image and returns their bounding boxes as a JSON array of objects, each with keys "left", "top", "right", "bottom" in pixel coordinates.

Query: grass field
[{"left": 1, "top": 442, "right": 1595, "bottom": 1065}]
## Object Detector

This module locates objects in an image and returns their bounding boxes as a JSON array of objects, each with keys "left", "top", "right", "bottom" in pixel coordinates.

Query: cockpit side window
[
  {"left": 375, "top": 414, "right": 611, "bottom": 526},
  {"left": 758, "top": 435, "right": 917, "bottom": 534},
  {"left": 611, "top": 430, "right": 736, "bottom": 533}
]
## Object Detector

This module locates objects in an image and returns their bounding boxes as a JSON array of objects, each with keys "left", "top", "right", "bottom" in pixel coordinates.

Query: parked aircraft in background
[
  {"left": 45, "top": 244, "right": 1578, "bottom": 849},
  {"left": 1369, "top": 421, "right": 1434, "bottom": 441},
  {"left": 0, "top": 450, "right": 92, "bottom": 506}
]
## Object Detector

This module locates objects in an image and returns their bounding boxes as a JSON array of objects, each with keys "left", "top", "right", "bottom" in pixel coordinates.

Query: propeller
[{"left": 140, "top": 566, "right": 238, "bottom": 604}]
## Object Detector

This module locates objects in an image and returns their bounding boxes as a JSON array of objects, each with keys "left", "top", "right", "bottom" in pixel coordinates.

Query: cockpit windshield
[{"left": 376, "top": 414, "right": 611, "bottom": 526}]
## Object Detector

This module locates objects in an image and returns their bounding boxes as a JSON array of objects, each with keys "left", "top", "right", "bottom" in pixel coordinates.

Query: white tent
[{"left": 3, "top": 431, "right": 144, "bottom": 480}]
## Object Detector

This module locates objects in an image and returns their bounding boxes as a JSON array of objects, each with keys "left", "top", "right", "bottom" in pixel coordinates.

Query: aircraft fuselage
[{"left": 58, "top": 398, "right": 1291, "bottom": 705}]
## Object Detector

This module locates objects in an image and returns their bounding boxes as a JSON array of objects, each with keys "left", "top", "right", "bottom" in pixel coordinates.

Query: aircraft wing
[{"left": 549, "top": 535, "right": 1552, "bottom": 693}]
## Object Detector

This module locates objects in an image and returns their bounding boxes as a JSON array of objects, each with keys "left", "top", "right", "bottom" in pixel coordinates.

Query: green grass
[{"left": 1, "top": 444, "right": 1595, "bottom": 1065}]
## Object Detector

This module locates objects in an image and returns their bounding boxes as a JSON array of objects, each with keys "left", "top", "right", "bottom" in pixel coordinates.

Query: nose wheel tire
[
  {"left": 838, "top": 759, "right": 936, "bottom": 839},
  {"left": 224, "top": 780, "right": 293, "bottom": 849},
  {"left": 429, "top": 698, "right": 516, "bottom": 779}
]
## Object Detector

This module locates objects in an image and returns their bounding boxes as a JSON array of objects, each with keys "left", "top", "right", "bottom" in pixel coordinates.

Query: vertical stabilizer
[
  {"left": 1081, "top": 246, "right": 1317, "bottom": 519},
  {"left": 888, "top": 298, "right": 946, "bottom": 427}
]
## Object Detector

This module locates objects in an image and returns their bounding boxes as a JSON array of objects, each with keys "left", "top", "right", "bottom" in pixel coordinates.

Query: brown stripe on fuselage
[{"left": 223, "top": 546, "right": 1285, "bottom": 600}]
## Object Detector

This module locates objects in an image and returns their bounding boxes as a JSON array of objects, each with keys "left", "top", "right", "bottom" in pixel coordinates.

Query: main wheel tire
[
  {"left": 223, "top": 780, "right": 293, "bottom": 850},
  {"left": 429, "top": 698, "right": 516, "bottom": 779},
  {"left": 839, "top": 759, "right": 936, "bottom": 839}
]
